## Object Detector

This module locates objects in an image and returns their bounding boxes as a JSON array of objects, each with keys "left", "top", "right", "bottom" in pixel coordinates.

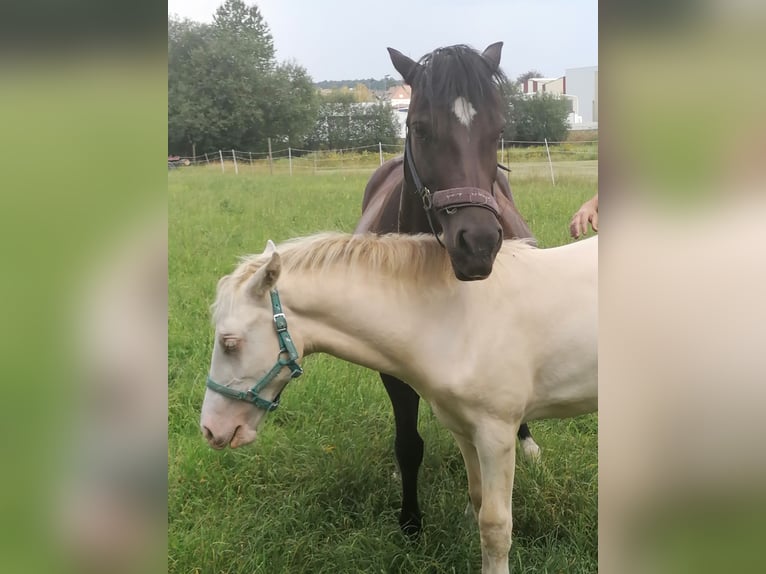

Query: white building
[
  {"left": 564, "top": 66, "right": 598, "bottom": 126},
  {"left": 521, "top": 76, "right": 566, "bottom": 96}
]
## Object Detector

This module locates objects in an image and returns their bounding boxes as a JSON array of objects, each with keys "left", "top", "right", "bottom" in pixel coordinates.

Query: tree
[
  {"left": 168, "top": 19, "right": 217, "bottom": 156},
  {"left": 501, "top": 79, "right": 523, "bottom": 141},
  {"left": 212, "top": 0, "right": 274, "bottom": 69},
  {"left": 305, "top": 92, "right": 399, "bottom": 150},
  {"left": 500, "top": 76, "right": 570, "bottom": 143},
  {"left": 352, "top": 83, "right": 375, "bottom": 102},
  {"left": 512, "top": 93, "right": 570, "bottom": 143},
  {"left": 265, "top": 62, "right": 320, "bottom": 145},
  {"left": 168, "top": 2, "right": 318, "bottom": 155}
]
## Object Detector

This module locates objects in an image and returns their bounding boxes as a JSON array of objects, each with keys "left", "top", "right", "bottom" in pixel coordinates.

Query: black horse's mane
[{"left": 410, "top": 44, "right": 507, "bottom": 123}]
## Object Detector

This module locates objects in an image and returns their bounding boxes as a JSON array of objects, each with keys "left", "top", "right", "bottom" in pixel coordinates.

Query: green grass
[{"left": 169, "top": 168, "right": 598, "bottom": 573}]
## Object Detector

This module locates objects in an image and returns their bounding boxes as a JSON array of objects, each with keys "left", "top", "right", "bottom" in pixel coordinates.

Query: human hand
[{"left": 569, "top": 195, "right": 598, "bottom": 239}]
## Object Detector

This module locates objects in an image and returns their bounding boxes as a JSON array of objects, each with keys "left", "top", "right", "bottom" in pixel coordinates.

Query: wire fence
[{"left": 168, "top": 139, "right": 598, "bottom": 183}]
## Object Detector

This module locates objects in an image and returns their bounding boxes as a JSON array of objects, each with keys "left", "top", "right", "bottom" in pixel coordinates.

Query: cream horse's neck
[{"left": 277, "top": 270, "right": 442, "bottom": 387}]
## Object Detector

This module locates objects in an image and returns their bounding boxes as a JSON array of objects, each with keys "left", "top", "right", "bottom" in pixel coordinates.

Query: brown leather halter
[{"left": 403, "top": 131, "right": 501, "bottom": 247}]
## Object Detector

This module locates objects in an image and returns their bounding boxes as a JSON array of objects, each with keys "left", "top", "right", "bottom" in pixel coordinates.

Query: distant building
[
  {"left": 522, "top": 76, "right": 566, "bottom": 96},
  {"left": 521, "top": 67, "right": 598, "bottom": 129},
  {"left": 565, "top": 66, "right": 598, "bottom": 126},
  {"left": 386, "top": 84, "right": 411, "bottom": 108}
]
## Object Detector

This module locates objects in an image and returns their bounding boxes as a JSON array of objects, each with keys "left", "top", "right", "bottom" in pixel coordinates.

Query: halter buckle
[
  {"left": 273, "top": 313, "right": 288, "bottom": 332},
  {"left": 422, "top": 187, "right": 432, "bottom": 210}
]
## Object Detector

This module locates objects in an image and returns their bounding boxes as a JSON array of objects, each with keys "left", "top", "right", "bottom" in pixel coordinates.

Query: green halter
[{"left": 206, "top": 289, "right": 303, "bottom": 411}]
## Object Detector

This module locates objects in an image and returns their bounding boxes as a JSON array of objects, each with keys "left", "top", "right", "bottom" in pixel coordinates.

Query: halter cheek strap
[
  {"left": 404, "top": 134, "right": 444, "bottom": 246},
  {"left": 206, "top": 289, "right": 303, "bottom": 411}
]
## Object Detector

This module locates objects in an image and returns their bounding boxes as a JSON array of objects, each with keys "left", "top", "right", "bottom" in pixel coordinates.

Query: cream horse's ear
[{"left": 244, "top": 244, "right": 281, "bottom": 297}]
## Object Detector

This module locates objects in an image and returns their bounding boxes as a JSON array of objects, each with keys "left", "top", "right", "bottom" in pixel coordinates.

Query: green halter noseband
[{"left": 206, "top": 289, "right": 303, "bottom": 411}]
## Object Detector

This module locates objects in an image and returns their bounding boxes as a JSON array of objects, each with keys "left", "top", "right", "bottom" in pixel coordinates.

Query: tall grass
[{"left": 169, "top": 168, "right": 598, "bottom": 573}]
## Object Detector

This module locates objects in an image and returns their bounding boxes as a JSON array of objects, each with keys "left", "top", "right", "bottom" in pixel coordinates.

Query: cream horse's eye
[{"left": 222, "top": 336, "right": 240, "bottom": 353}]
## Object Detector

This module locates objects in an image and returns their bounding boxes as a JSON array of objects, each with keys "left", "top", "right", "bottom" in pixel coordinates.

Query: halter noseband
[
  {"left": 206, "top": 289, "right": 303, "bottom": 411},
  {"left": 403, "top": 129, "right": 502, "bottom": 247}
]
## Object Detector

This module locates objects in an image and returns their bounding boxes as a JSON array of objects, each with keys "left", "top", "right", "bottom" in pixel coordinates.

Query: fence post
[
  {"left": 544, "top": 138, "right": 555, "bottom": 186},
  {"left": 313, "top": 151, "right": 317, "bottom": 175},
  {"left": 340, "top": 148, "right": 343, "bottom": 170},
  {"left": 379, "top": 142, "right": 384, "bottom": 166},
  {"left": 288, "top": 147, "right": 292, "bottom": 176},
  {"left": 501, "top": 138, "right": 505, "bottom": 166},
  {"left": 232, "top": 150, "right": 239, "bottom": 175},
  {"left": 268, "top": 138, "right": 273, "bottom": 175},
  {"left": 219, "top": 149, "right": 225, "bottom": 173},
  {"left": 204, "top": 152, "right": 209, "bottom": 165}
]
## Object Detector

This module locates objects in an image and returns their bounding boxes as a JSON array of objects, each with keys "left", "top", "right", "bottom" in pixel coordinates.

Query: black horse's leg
[
  {"left": 517, "top": 422, "right": 541, "bottom": 460},
  {"left": 381, "top": 372, "right": 423, "bottom": 537}
]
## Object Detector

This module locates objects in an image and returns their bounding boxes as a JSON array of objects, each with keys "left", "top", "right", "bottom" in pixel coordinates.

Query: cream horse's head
[{"left": 200, "top": 240, "right": 303, "bottom": 449}]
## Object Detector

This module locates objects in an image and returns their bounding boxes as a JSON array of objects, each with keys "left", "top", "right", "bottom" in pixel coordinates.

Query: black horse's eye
[{"left": 411, "top": 123, "right": 429, "bottom": 141}]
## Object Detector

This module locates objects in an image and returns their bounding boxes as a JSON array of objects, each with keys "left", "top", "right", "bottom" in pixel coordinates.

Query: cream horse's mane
[{"left": 213, "top": 232, "right": 535, "bottom": 317}]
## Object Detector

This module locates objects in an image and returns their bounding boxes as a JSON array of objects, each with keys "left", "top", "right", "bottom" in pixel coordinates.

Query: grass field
[{"left": 169, "top": 166, "right": 598, "bottom": 573}]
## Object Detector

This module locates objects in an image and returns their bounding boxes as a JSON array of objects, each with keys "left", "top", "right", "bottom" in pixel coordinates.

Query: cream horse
[{"left": 200, "top": 232, "right": 597, "bottom": 574}]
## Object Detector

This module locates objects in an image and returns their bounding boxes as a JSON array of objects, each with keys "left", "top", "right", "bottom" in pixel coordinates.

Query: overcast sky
[{"left": 168, "top": 0, "right": 597, "bottom": 82}]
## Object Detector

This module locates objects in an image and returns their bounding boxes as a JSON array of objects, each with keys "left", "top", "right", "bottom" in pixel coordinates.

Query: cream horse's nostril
[{"left": 202, "top": 424, "right": 240, "bottom": 449}]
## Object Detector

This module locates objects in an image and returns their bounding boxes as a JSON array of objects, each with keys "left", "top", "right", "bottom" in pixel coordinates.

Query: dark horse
[{"left": 355, "top": 42, "right": 540, "bottom": 536}]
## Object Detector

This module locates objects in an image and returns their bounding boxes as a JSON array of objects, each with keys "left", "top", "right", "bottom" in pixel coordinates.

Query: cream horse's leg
[
  {"left": 475, "top": 425, "right": 517, "bottom": 574},
  {"left": 454, "top": 434, "right": 482, "bottom": 522},
  {"left": 518, "top": 423, "right": 541, "bottom": 461}
]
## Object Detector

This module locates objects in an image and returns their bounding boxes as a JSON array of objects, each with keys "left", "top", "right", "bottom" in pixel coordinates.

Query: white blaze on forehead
[{"left": 453, "top": 97, "right": 477, "bottom": 127}]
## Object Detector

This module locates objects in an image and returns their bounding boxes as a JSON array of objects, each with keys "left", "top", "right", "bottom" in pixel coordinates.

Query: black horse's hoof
[{"left": 399, "top": 512, "right": 422, "bottom": 539}]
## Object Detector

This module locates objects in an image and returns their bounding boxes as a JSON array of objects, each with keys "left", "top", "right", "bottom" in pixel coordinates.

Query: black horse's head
[{"left": 389, "top": 43, "right": 508, "bottom": 280}]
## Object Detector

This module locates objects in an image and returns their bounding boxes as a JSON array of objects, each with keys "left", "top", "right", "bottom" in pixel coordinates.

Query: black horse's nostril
[
  {"left": 202, "top": 425, "right": 213, "bottom": 441},
  {"left": 457, "top": 229, "right": 470, "bottom": 251}
]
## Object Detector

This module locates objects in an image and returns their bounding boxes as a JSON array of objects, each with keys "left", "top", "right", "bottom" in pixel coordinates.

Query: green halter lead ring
[{"left": 206, "top": 289, "right": 303, "bottom": 411}]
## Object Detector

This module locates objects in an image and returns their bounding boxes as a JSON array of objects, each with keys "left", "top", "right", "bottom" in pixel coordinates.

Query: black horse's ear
[
  {"left": 482, "top": 42, "right": 503, "bottom": 73},
  {"left": 388, "top": 47, "right": 421, "bottom": 85}
]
